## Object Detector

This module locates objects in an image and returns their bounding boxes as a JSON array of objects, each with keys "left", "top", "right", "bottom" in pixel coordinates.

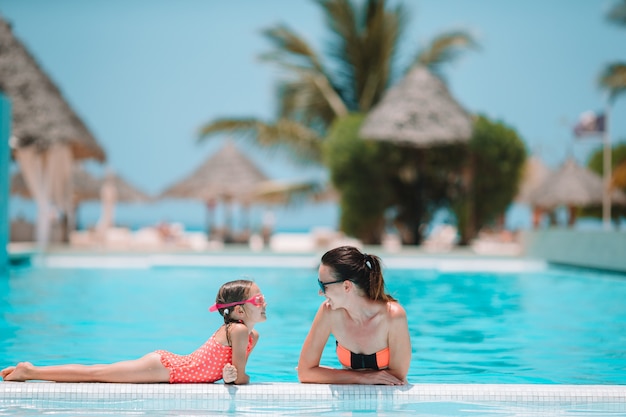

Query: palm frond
[
  {"left": 607, "top": 0, "right": 626, "bottom": 26},
  {"left": 272, "top": 67, "right": 347, "bottom": 124},
  {"left": 260, "top": 22, "right": 349, "bottom": 121},
  {"left": 308, "top": 73, "right": 349, "bottom": 117},
  {"left": 252, "top": 180, "right": 330, "bottom": 206},
  {"left": 317, "top": 0, "right": 361, "bottom": 110},
  {"left": 413, "top": 31, "right": 479, "bottom": 77},
  {"left": 279, "top": 79, "right": 339, "bottom": 127},
  {"left": 320, "top": 0, "right": 406, "bottom": 111},
  {"left": 359, "top": 3, "right": 407, "bottom": 110},
  {"left": 198, "top": 117, "right": 324, "bottom": 163},
  {"left": 599, "top": 62, "right": 626, "bottom": 100},
  {"left": 260, "top": 24, "right": 325, "bottom": 73},
  {"left": 198, "top": 118, "right": 261, "bottom": 141}
]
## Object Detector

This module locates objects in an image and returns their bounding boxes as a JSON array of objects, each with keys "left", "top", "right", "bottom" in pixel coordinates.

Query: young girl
[{"left": 1, "top": 279, "right": 266, "bottom": 385}]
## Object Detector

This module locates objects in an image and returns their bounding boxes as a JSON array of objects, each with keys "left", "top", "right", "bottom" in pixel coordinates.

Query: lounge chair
[{"left": 422, "top": 225, "right": 457, "bottom": 253}]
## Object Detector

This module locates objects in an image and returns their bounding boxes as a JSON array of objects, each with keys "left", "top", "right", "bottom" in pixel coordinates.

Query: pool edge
[{"left": 1, "top": 382, "right": 625, "bottom": 407}]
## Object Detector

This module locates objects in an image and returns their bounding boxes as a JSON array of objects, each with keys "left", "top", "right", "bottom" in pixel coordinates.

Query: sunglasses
[
  {"left": 317, "top": 279, "right": 347, "bottom": 294},
  {"left": 209, "top": 294, "right": 265, "bottom": 312}
]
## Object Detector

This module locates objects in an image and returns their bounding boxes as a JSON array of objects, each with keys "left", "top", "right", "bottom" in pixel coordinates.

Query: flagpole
[{"left": 602, "top": 94, "right": 612, "bottom": 230}]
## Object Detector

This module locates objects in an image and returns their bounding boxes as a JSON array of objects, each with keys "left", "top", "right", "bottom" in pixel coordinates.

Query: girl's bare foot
[{"left": 1, "top": 362, "right": 33, "bottom": 381}]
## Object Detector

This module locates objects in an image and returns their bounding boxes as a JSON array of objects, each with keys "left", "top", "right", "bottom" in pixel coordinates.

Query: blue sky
[{"left": 2, "top": 0, "right": 625, "bottom": 232}]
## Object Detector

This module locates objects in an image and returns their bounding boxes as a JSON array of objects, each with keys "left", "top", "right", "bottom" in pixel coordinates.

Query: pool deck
[
  {"left": 1, "top": 382, "right": 625, "bottom": 412},
  {"left": 9, "top": 242, "right": 548, "bottom": 273},
  {"left": 11, "top": 228, "right": 626, "bottom": 273}
]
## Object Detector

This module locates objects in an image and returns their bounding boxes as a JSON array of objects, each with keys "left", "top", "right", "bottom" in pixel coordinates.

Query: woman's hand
[
  {"left": 222, "top": 363, "right": 237, "bottom": 384},
  {"left": 360, "top": 370, "right": 406, "bottom": 386}
]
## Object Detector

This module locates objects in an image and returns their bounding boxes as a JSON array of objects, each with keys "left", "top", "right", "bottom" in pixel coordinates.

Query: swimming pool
[{"left": 1, "top": 253, "right": 626, "bottom": 415}]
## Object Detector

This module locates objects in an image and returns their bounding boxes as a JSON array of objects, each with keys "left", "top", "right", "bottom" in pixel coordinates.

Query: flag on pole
[{"left": 573, "top": 111, "right": 605, "bottom": 137}]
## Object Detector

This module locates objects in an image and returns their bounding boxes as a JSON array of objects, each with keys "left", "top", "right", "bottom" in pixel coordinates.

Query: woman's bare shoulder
[
  {"left": 386, "top": 300, "right": 407, "bottom": 320},
  {"left": 317, "top": 300, "right": 336, "bottom": 316},
  {"left": 312, "top": 301, "right": 340, "bottom": 327}
]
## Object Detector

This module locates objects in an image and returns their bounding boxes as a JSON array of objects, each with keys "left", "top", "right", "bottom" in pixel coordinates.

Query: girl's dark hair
[
  {"left": 321, "top": 246, "right": 395, "bottom": 302},
  {"left": 214, "top": 279, "right": 254, "bottom": 345}
]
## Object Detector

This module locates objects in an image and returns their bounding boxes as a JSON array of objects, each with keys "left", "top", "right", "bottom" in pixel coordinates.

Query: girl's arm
[{"left": 229, "top": 324, "right": 256, "bottom": 385}]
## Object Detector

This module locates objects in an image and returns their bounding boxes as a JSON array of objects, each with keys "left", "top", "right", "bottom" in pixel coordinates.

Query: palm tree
[
  {"left": 599, "top": 0, "right": 626, "bottom": 101},
  {"left": 600, "top": 63, "right": 626, "bottom": 101},
  {"left": 607, "top": 0, "right": 626, "bottom": 24},
  {"left": 198, "top": 0, "right": 477, "bottom": 160}
]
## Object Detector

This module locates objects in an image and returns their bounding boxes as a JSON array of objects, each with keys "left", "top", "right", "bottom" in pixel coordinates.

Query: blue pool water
[{"left": 1, "top": 257, "right": 626, "bottom": 385}]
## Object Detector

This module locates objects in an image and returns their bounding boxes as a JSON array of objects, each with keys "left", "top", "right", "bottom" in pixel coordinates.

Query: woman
[
  {"left": 298, "top": 246, "right": 411, "bottom": 385},
  {"left": 1, "top": 280, "right": 266, "bottom": 385}
]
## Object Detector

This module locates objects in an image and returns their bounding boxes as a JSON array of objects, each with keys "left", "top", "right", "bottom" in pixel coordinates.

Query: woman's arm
[
  {"left": 298, "top": 302, "right": 340, "bottom": 383},
  {"left": 386, "top": 302, "right": 412, "bottom": 383},
  {"left": 230, "top": 324, "right": 255, "bottom": 385}
]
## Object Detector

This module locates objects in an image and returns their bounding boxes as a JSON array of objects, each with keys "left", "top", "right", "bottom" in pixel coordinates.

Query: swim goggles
[{"left": 209, "top": 294, "right": 265, "bottom": 312}]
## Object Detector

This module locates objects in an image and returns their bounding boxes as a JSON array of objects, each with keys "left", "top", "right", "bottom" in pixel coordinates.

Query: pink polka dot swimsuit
[{"left": 156, "top": 333, "right": 253, "bottom": 383}]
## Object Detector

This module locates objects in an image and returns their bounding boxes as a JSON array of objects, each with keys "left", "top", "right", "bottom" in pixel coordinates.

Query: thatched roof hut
[
  {"left": 528, "top": 159, "right": 626, "bottom": 209},
  {"left": 359, "top": 65, "right": 473, "bottom": 147},
  {"left": 105, "top": 173, "right": 152, "bottom": 203},
  {"left": 160, "top": 141, "right": 269, "bottom": 204},
  {"left": 11, "top": 167, "right": 151, "bottom": 204},
  {"left": 11, "top": 166, "right": 97, "bottom": 203},
  {"left": 0, "top": 15, "right": 105, "bottom": 162},
  {"left": 515, "top": 155, "right": 552, "bottom": 204}
]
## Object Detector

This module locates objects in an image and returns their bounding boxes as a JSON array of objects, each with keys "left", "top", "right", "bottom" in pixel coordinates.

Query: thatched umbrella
[
  {"left": 11, "top": 167, "right": 151, "bottom": 205},
  {"left": 514, "top": 155, "right": 553, "bottom": 228},
  {"left": 11, "top": 166, "right": 98, "bottom": 203},
  {"left": 11, "top": 166, "right": 151, "bottom": 239},
  {"left": 515, "top": 155, "right": 552, "bottom": 205},
  {"left": 103, "top": 172, "right": 152, "bottom": 204},
  {"left": 0, "top": 16, "right": 105, "bottom": 161},
  {"left": 1, "top": 15, "right": 106, "bottom": 247},
  {"left": 359, "top": 65, "right": 473, "bottom": 147},
  {"left": 94, "top": 172, "right": 152, "bottom": 235},
  {"left": 161, "top": 141, "right": 268, "bottom": 203},
  {"left": 160, "top": 141, "right": 270, "bottom": 240},
  {"left": 529, "top": 159, "right": 626, "bottom": 208},
  {"left": 528, "top": 159, "right": 626, "bottom": 226}
]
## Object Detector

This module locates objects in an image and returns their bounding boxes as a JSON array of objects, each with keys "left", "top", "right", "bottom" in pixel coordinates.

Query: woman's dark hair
[
  {"left": 214, "top": 279, "right": 254, "bottom": 345},
  {"left": 321, "top": 246, "right": 395, "bottom": 302}
]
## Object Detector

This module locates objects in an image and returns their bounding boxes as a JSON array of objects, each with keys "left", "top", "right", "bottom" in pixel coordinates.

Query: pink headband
[{"left": 209, "top": 300, "right": 246, "bottom": 312}]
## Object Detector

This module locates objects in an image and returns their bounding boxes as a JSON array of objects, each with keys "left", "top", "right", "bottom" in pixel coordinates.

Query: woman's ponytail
[{"left": 321, "top": 246, "right": 395, "bottom": 302}]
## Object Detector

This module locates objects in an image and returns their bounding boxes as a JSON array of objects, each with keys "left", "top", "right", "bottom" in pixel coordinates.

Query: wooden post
[{"left": 602, "top": 98, "right": 612, "bottom": 230}]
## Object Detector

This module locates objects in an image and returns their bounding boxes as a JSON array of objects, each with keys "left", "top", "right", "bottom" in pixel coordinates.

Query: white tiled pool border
[{"left": 1, "top": 383, "right": 625, "bottom": 411}]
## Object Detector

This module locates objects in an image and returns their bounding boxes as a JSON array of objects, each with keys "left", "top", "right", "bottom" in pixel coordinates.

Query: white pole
[{"left": 602, "top": 97, "right": 612, "bottom": 230}]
